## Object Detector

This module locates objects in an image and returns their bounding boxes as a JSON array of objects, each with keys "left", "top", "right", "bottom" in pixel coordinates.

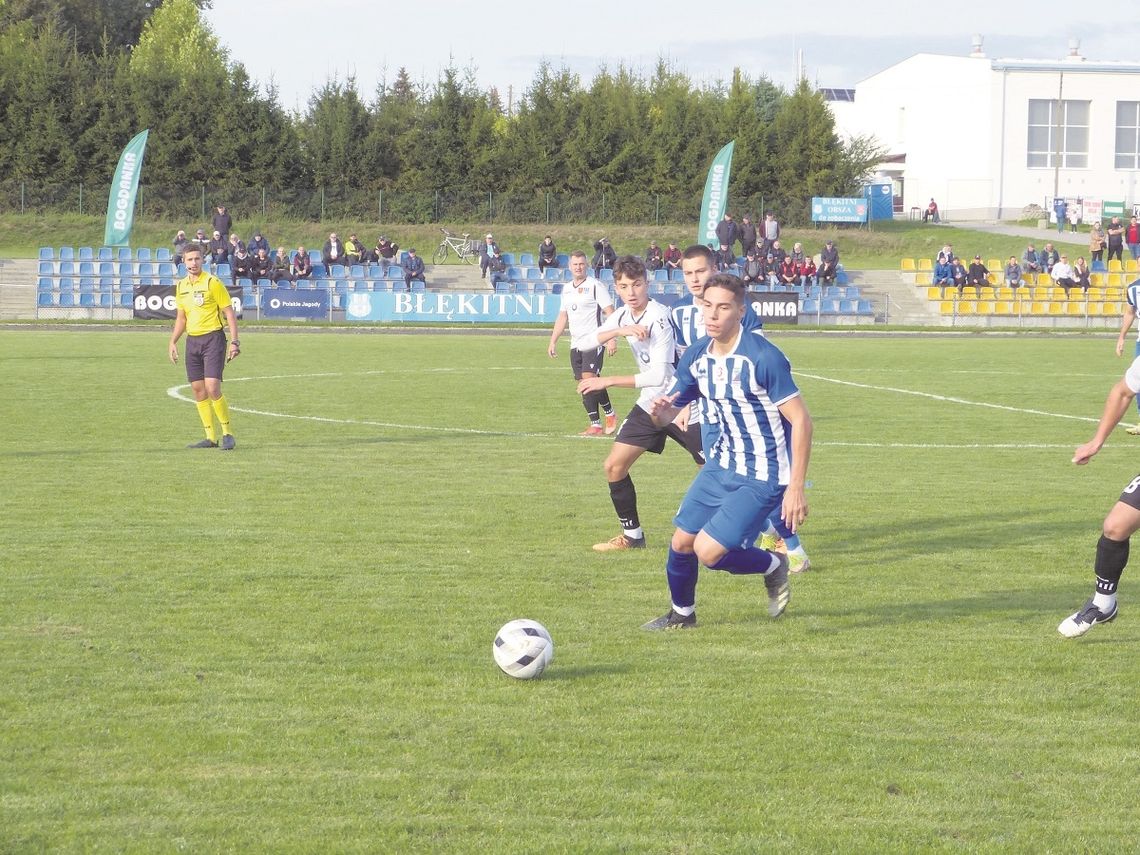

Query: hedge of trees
[{"left": 0, "top": 0, "right": 882, "bottom": 224}]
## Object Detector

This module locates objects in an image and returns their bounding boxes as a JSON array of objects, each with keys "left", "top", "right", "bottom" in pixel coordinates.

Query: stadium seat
[
  {"left": 410, "top": 280, "right": 426, "bottom": 292},
  {"left": 599, "top": 268, "right": 614, "bottom": 282},
  {"left": 38, "top": 247, "right": 53, "bottom": 260},
  {"left": 1126, "top": 260, "right": 1139, "bottom": 273},
  {"left": 938, "top": 300, "right": 955, "bottom": 314},
  {"left": 137, "top": 262, "right": 154, "bottom": 276},
  {"left": 1109, "top": 259, "right": 1123, "bottom": 272},
  {"left": 958, "top": 300, "right": 976, "bottom": 314},
  {"left": 350, "top": 264, "right": 365, "bottom": 278},
  {"left": 1091, "top": 260, "right": 1107, "bottom": 273},
  {"left": 836, "top": 270, "right": 849, "bottom": 285},
  {"left": 494, "top": 282, "right": 510, "bottom": 293},
  {"left": 856, "top": 299, "right": 874, "bottom": 315},
  {"left": 158, "top": 277, "right": 174, "bottom": 287},
  {"left": 59, "top": 261, "right": 75, "bottom": 276},
  {"left": 158, "top": 262, "right": 175, "bottom": 277},
  {"left": 653, "top": 269, "right": 669, "bottom": 282},
  {"left": 543, "top": 268, "right": 562, "bottom": 281},
  {"left": 1065, "top": 300, "right": 1085, "bottom": 316},
  {"left": 77, "top": 261, "right": 95, "bottom": 276},
  {"left": 926, "top": 286, "right": 943, "bottom": 300},
  {"left": 136, "top": 248, "right": 151, "bottom": 261},
  {"left": 532, "top": 282, "right": 548, "bottom": 295},
  {"left": 900, "top": 258, "right": 916, "bottom": 271},
  {"left": 917, "top": 258, "right": 933, "bottom": 271},
  {"left": 512, "top": 282, "right": 529, "bottom": 294},
  {"left": 329, "top": 264, "right": 345, "bottom": 278},
  {"left": 58, "top": 247, "right": 75, "bottom": 261},
  {"left": 97, "top": 247, "right": 113, "bottom": 261},
  {"left": 802, "top": 298, "right": 818, "bottom": 314},
  {"left": 501, "top": 252, "right": 515, "bottom": 265},
  {"left": 78, "top": 247, "right": 93, "bottom": 261},
  {"left": 987, "top": 258, "right": 1001, "bottom": 272},
  {"left": 176, "top": 263, "right": 187, "bottom": 276},
  {"left": 57, "top": 278, "right": 76, "bottom": 306},
  {"left": 1108, "top": 273, "right": 1124, "bottom": 287},
  {"left": 38, "top": 261, "right": 53, "bottom": 276},
  {"left": 97, "top": 261, "right": 114, "bottom": 276},
  {"left": 821, "top": 299, "right": 840, "bottom": 313},
  {"left": 387, "top": 265, "right": 403, "bottom": 279},
  {"left": 915, "top": 272, "right": 933, "bottom": 285},
  {"left": 117, "top": 247, "right": 132, "bottom": 261},
  {"left": 519, "top": 253, "right": 535, "bottom": 266}
]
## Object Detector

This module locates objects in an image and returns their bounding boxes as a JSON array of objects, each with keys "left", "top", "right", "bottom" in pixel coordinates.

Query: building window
[
  {"left": 1027, "top": 99, "right": 1090, "bottom": 168},
  {"left": 1116, "top": 102, "right": 1140, "bottom": 170}
]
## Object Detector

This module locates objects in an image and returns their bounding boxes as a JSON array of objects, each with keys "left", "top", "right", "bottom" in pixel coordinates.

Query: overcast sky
[{"left": 204, "top": 0, "right": 1140, "bottom": 113}]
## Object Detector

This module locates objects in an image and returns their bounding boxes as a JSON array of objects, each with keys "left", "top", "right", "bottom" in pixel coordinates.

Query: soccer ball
[{"left": 493, "top": 619, "right": 554, "bottom": 679}]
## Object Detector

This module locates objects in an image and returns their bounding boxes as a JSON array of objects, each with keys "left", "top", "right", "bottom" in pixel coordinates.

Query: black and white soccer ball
[{"left": 492, "top": 619, "right": 553, "bottom": 679}]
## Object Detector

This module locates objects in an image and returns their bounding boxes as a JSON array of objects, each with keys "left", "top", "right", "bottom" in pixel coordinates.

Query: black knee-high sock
[
  {"left": 581, "top": 391, "right": 600, "bottom": 423},
  {"left": 597, "top": 389, "right": 613, "bottom": 415},
  {"left": 1095, "top": 535, "right": 1129, "bottom": 595},
  {"left": 608, "top": 475, "right": 639, "bottom": 532}
]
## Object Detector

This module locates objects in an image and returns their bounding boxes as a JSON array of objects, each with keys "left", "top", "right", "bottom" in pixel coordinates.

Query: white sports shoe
[{"left": 1058, "top": 598, "right": 1118, "bottom": 638}]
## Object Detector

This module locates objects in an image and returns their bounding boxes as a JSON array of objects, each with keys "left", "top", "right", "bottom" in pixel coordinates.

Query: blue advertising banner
[
  {"left": 344, "top": 291, "right": 562, "bottom": 323},
  {"left": 262, "top": 287, "right": 328, "bottom": 319},
  {"left": 810, "top": 197, "right": 868, "bottom": 223}
]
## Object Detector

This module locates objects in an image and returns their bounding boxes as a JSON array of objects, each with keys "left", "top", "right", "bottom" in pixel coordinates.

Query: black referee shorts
[{"left": 185, "top": 329, "right": 227, "bottom": 382}]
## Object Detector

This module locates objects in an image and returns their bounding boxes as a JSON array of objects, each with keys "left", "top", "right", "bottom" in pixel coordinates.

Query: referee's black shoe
[
  {"left": 220, "top": 434, "right": 236, "bottom": 451},
  {"left": 187, "top": 438, "right": 218, "bottom": 449}
]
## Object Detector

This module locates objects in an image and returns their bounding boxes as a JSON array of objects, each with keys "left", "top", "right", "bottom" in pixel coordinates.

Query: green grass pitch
[{"left": 3, "top": 328, "right": 1140, "bottom": 851}]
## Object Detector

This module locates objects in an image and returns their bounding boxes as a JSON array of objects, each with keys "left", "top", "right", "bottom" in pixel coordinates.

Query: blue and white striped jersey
[
  {"left": 669, "top": 329, "right": 800, "bottom": 483},
  {"left": 1126, "top": 278, "right": 1140, "bottom": 342}
]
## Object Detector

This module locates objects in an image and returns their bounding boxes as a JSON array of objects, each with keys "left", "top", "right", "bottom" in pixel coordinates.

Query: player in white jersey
[
  {"left": 642, "top": 273, "right": 813, "bottom": 629},
  {"left": 1058, "top": 353, "right": 1140, "bottom": 636},
  {"left": 1114, "top": 277, "right": 1140, "bottom": 434},
  {"left": 577, "top": 255, "right": 704, "bottom": 552},
  {"left": 548, "top": 250, "right": 618, "bottom": 436}
]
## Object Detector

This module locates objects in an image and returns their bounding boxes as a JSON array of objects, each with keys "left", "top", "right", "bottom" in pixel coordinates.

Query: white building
[{"left": 829, "top": 38, "right": 1140, "bottom": 221}]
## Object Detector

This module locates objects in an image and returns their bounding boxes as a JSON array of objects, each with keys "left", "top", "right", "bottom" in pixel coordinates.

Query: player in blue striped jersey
[
  {"left": 1114, "top": 277, "right": 1140, "bottom": 434},
  {"left": 642, "top": 273, "right": 813, "bottom": 629}
]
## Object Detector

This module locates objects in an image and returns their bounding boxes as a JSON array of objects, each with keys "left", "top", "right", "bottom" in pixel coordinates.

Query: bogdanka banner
[
  {"left": 698, "top": 141, "right": 734, "bottom": 248},
  {"left": 104, "top": 130, "right": 149, "bottom": 247}
]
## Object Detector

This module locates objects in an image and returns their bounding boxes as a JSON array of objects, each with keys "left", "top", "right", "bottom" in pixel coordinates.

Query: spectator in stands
[
  {"left": 322, "top": 232, "right": 345, "bottom": 268},
  {"left": 923, "top": 198, "right": 939, "bottom": 223},
  {"left": 1004, "top": 256, "right": 1024, "bottom": 291},
  {"left": 375, "top": 235, "right": 398, "bottom": 272},
  {"left": 715, "top": 213, "right": 737, "bottom": 253},
  {"left": 345, "top": 233, "right": 366, "bottom": 267},
  {"left": 1107, "top": 216, "right": 1125, "bottom": 263},
  {"left": 211, "top": 205, "right": 232, "bottom": 241},
  {"left": 818, "top": 240, "right": 840, "bottom": 285},
  {"left": 479, "top": 233, "right": 499, "bottom": 279},
  {"left": 789, "top": 242, "right": 806, "bottom": 264},
  {"left": 292, "top": 246, "right": 313, "bottom": 281},
  {"left": 950, "top": 256, "right": 968, "bottom": 290},
  {"left": 1053, "top": 197, "right": 1068, "bottom": 234},
  {"left": 965, "top": 255, "right": 991, "bottom": 296},
  {"left": 1089, "top": 222, "right": 1106, "bottom": 263},
  {"left": 250, "top": 247, "right": 273, "bottom": 281},
  {"left": 1022, "top": 244, "right": 1041, "bottom": 275},
  {"left": 1072, "top": 256, "right": 1092, "bottom": 294},
  {"left": 488, "top": 249, "right": 510, "bottom": 288},
  {"left": 1067, "top": 202, "right": 1080, "bottom": 233},
  {"left": 403, "top": 248, "right": 426, "bottom": 291},
  {"left": 1127, "top": 216, "right": 1140, "bottom": 263},
  {"left": 1052, "top": 253, "right": 1077, "bottom": 297},
  {"left": 591, "top": 238, "right": 616, "bottom": 276},
  {"left": 538, "top": 235, "right": 558, "bottom": 273},
  {"left": 193, "top": 229, "right": 209, "bottom": 253},
  {"left": 940, "top": 243, "right": 954, "bottom": 261},
  {"left": 248, "top": 230, "right": 270, "bottom": 256},
  {"left": 759, "top": 251, "right": 779, "bottom": 287},
  {"left": 645, "top": 240, "right": 663, "bottom": 272},
  {"left": 798, "top": 255, "right": 817, "bottom": 288},
  {"left": 271, "top": 247, "right": 293, "bottom": 284},
  {"left": 768, "top": 239, "right": 787, "bottom": 266},
  {"left": 207, "top": 230, "right": 229, "bottom": 266},
  {"left": 760, "top": 211, "right": 780, "bottom": 255},
  {"left": 738, "top": 214, "right": 757, "bottom": 257},
  {"left": 228, "top": 232, "right": 245, "bottom": 258},
  {"left": 778, "top": 255, "right": 799, "bottom": 287},
  {"left": 663, "top": 241, "right": 683, "bottom": 279},
  {"left": 715, "top": 244, "right": 735, "bottom": 272},
  {"left": 230, "top": 245, "right": 253, "bottom": 286},
  {"left": 933, "top": 253, "right": 954, "bottom": 287},
  {"left": 741, "top": 247, "right": 764, "bottom": 289},
  {"left": 1039, "top": 243, "right": 1060, "bottom": 273},
  {"left": 172, "top": 230, "right": 190, "bottom": 265}
]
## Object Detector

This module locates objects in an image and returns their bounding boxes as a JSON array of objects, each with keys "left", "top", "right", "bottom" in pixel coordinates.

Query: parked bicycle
[{"left": 433, "top": 228, "right": 477, "bottom": 265}]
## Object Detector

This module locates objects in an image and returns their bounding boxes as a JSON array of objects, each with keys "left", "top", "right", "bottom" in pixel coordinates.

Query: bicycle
[{"left": 433, "top": 228, "right": 478, "bottom": 265}]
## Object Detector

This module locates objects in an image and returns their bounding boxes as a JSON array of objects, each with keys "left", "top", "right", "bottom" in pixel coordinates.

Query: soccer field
[{"left": 3, "top": 328, "right": 1139, "bottom": 851}]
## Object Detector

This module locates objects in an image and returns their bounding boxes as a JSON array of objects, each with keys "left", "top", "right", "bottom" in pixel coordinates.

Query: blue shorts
[{"left": 673, "top": 465, "right": 785, "bottom": 551}]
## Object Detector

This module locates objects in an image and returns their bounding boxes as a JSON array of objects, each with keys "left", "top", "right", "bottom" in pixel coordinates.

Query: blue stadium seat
[
  {"left": 556, "top": 254, "right": 569, "bottom": 267},
  {"left": 38, "top": 247, "right": 53, "bottom": 260},
  {"left": 117, "top": 247, "right": 132, "bottom": 261},
  {"left": 551, "top": 283, "right": 564, "bottom": 295},
  {"left": 78, "top": 261, "right": 95, "bottom": 276},
  {"left": 78, "top": 247, "right": 94, "bottom": 261},
  {"left": 137, "top": 262, "right": 154, "bottom": 276},
  {"left": 857, "top": 299, "right": 874, "bottom": 315},
  {"left": 387, "top": 265, "right": 403, "bottom": 279},
  {"left": 599, "top": 268, "right": 614, "bottom": 282},
  {"left": 512, "top": 282, "right": 529, "bottom": 293},
  {"left": 158, "top": 277, "right": 174, "bottom": 287},
  {"left": 664, "top": 284, "right": 683, "bottom": 296},
  {"left": 410, "top": 280, "right": 426, "bottom": 292},
  {"left": 312, "top": 264, "right": 327, "bottom": 278},
  {"left": 506, "top": 266, "right": 522, "bottom": 279},
  {"left": 330, "top": 264, "right": 346, "bottom": 278},
  {"left": 237, "top": 277, "right": 252, "bottom": 290},
  {"left": 97, "top": 247, "right": 113, "bottom": 261},
  {"left": 59, "top": 261, "right": 75, "bottom": 276},
  {"left": 836, "top": 270, "right": 849, "bottom": 285},
  {"left": 501, "top": 252, "right": 515, "bottom": 266},
  {"left": 843, "top": 286, "right": 860, "bottom": 299},
  {"left": 38, "top": 290, "right": 53, "bottom": 306},
  {"left": 136, "top": 277, "right": 154, "bottom": 287},
  {"left": 519, "top": 253, "right": 535, "bottom": 266},
  {"left": 1091, "top": 260, "right": 1107, "bottom": 273},
  {"left": 649, "top": 283, "right": 666, "bottom": 296},
  {"left": 216, "top": 263, "right": 231, "bottom": 277},
  {"left": 155, "top": 247, "right": 171, "bottom": 261},
  {"left": 38, "top": 261, "right": 53, "bottom": 276},
  {"left": 136, "top": 248, "right": 152, "bottom": 261},
  {"left": 532, "top": 282, "right": 548, "bottom": 295},
  {"left": 58, "top": 247, "right": 75, "bottom": 261},
  {"left": 119, "top": 291, "right": 133, "bottom": 307},
  {"left": 118, "top": 262, "right": 136, "bottom": 278},
  {"left": 821, "top": 299, "right": 841, "bottom": 313},
  {"left": 802, "top": 298, "right": 818, "bottom": 313},
  {"left": 158, "top": 262, "right": 175, "bottom": 277},
  {"left": 98, "top": 261, "right": 114, "bottom": 276},
  {"left": 494, "top": 282, "right": 510, "bottom": 293},
  {"left": 176, "top": 263, "right": 187, "bottom": 276},
  {"left": 348, "top": 264, "right": 364, "bottom": 278},
  {"left": 98, "top": 276, "right": 114, "bottom": 293},
  {"left": 839, "top": 299, "right": 856, "bottom": 313},
  {"left": 57, "top": 278, "right": 75, "bottom": 306},
  {"left": 653, "top": 269, "right": 669, "bottom": 282}
]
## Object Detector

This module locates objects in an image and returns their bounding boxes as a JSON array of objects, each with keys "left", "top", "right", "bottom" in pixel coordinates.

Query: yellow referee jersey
[{"left": 175, "top": 273, "right": 232, "bottom": 336}]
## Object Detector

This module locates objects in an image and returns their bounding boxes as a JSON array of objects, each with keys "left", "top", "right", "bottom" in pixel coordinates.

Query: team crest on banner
[{"left": 347, "top": 292, "right": 372, "bottom": 318}]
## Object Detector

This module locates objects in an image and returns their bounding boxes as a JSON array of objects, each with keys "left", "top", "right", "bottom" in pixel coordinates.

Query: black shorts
[
  {"left": 614, "top": 405, "right": 704, "bottom": 464},
  {"left": 185, "top": 329, "right": 227, "bottom": 383},
  {"left": 1118, "top": 473, "right": 1140, "bottom": 510},
  {"left": 570, "top": 347, "right": 605, "bottom": 380}
]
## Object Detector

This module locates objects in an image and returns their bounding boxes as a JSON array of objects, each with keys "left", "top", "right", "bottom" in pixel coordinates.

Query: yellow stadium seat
[
  {"left": 1106, "top": 288, "right": 1123, "bottom": 300},
  {"left": 1030, "top": 301, "right": 1047, "bottom": 315},
  {"left": 958, "top": 300, "right": 976, "bottom": 314},
  {"left": 901, "top": 258, "right": 916, "bottom": 271},
  {"left": 939, "top": 300, "right": 955, "bottom": 314},
  {"left": 975, "top": 301, "right": 994, "bottom": 314},
  {"left": 1109, "top": 273, "right": 1124, "bottom": 287},
  {"left": 1048, "top": 302, "right": 1065, "bottom": 315},
  {"left": 918, "top": 258, "right": 933, "bottom": 271},
  {"left": 924, "top": 286, "right": 941, "bottom": 300},
  {"left": 1088, "top": 287, "right": 1105, "bottom": 300},
  {"left": 987, "top": 258, "right": 1002, "bottom": 271},
  {"left": 1091, "top": 273, "right": 1105, "bottom": 287},
  {"left": 993, "top": 301, "right": 1014, "bottom": 315},
  {"left": 1066, "top": 301, "right": 1085, "bottom": 316},
  {"left": 1049, "top": 287, "right": 1068, "bottom": 300},
  {"left": 1109, "top": 259, "right": 1123, "bottom": 272},
  {"left": 915, "top": 272, "right": 933, "bottom": 285},
  {"left": 997, "top": 287, "right": 1014, "bottom": 300},
  {"left": 1087, "top": 302, "right": 1103, "bottom": 316},
  {"left": 1106, "top": 301, "right": 1122, "bottom": 315},
  {"left": 1031, "top": 286, "right": 1049, "bottom": 300},
  {"left": 1037, "top": 273, "right": 1053, "bottom": 286},
  {"left": 1126, "top": 259, "right": 1138, "bottom": 273}
]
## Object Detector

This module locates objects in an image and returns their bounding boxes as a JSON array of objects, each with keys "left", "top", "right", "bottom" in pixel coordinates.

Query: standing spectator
[
  {"left": 270, "top": 247, "right": 293, "bottom": 284},
  {"left": 1022, "top": 243, "right": 1041, "bottom": 275},
  {"left": 211, "top": 205, "right": 232, "bottom": 241},
  {"left": 1051, "top": 254, "right": 1076, "bottom": 298},
  {"left": 230, "top": 245, "right": 253, "bottom": 286},
  {"left": 403, "top": 248, "right": 426, "bottom": 291},
  {"left": 1004, "top": 256, "right": 1024, "bottom": 291},
  {"left": 645, "top": 241, "right": 663, "bottom": 272},
  {"left": 375, "top": 235, "right": 399, "bottom": 272},
  {"left": 247, "top": 230, "right": 269, "bottom": 256},
  {"left": 1126, "top": 216, "right": 1140, "bottom": 263},
  {"left": 1107, "top": 216, "right": 1126, "bottom": 264},
  {"left": 663, "top": 241, "right": 683, "bottom": 280},
  {"left": 818, "top": 240, "right": 840, "bottom": 285},
  {"left": 1039, "top": 243, "right": 1060, "bottom": 273},
  {"left": 738, "top": 214, "right": 757, "bottom": 256},
  {"left": 538, "top": 235, "right": 558, "bottom": 273},
  {"left": 1072, "top": 256, "right": 1092, "bottom": 294},
  {"left": 591, "top": 238, "right": 616, "bottom": 277},
  {"left": 172, "top": 230, "right": 190, "bottom": 265},
  {"left": 760, "top": 211, "right": 780, "bottom": 255},
  {"left": 715, "top": 213, "right": 737, "bottom": 254},
  {"left": 345, "top": 233, "right": 366, "bottom": 267},
  {"left": 479, "top": 233, "right": 499, "bottom": 279},
  {"left": 923, "top": 198, "right": 939, "bottom": 223},
  {"left": 1089, "top": 222, "right": 1106, "bottom": 263},
  {"left": 965, "top": 254, "right": 990, "bottom": 296},
  {"left": 1067, "top": 202, "right": 1080, "bottom": 233},
  {"left": 1053, "top": 197, "right": 1068, "bottom": 234},
  {"left": 291, "top": 246, "right": 313, "bottom": 281},
  {"left": 322, "top": 232, "right": 345, "bottom": 268},
  {"left": 207, "top": 230, "right": 229, "bottom": 266},
  {"left": 250, "top": 247, "right": 273, "bottom": 282},
  {"left": 933, "top": 253, "right": 954, "bottom": 288}
]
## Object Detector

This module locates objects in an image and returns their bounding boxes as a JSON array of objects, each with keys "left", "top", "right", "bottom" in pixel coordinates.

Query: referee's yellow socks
[
  {"left": 196, "top": 399, "right": 217, "bottom": 442},
  {"left": 211, "top": 395, "right": 233, "bottom": 436}
]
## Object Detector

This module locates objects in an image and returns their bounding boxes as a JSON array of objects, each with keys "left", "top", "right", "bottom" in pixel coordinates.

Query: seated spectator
[
  {"left": 1022, "top": 244, "right": 1040, "bottom": 275},
  {"left": 345, "top": 233, "right": 366, "bottom": 267},
  {"left": 591, "top": 237, "right": 616, "bottom": 276},
  {"left": 715, "top": 244, "right": 735, "bottom": 272},
  {"left": 818, "top": 240, "right": 839, "bottom": 285},
  {"left": 789, "top": 242, "right": 806, "bottom": 264},
  {"left": 247, "top": 230, "right": 270, "bottom": 256},
  {"left": 230, "top": 246, "right": 253, "bottom": 286},
  {"left": 950, "top": 256, "right": 968, "bottom": 290},
  {"left": 923, "top": 198, "right": 939, "bottom": 223},
  {"left": 228, "top": 232, "right": 245, "bottom": 259},
  {"left": 193, "top": 228, "right": 209, "bottom": 253},
  {"left": 940, "top": 243, "right": 954, "bottom": 263},
  {"left": 1073, "top": 256, "right": 1092, "bottom": 294},
  {"left": 538, "top": 235, "right": 558, "bottom": 273},
  {"left": 768, "top": 239, "right": 787, "bottom": 266},
  {"left": 291, "top": 246, "right": 313, "bottom": 280},
  {"left": 964, "top": 254, "right": 991, "bottom": 296},
  {"left": 375, "top": 235, "right": 399, "bottom": 271},
  {"left": 270, "top": 246, "right": 293, "bottom": 284},
  {"left": 322, "top": 232, "right": 345, "bottom": 268},
  {"left": 760, "top": 251, "right": 779, "bottom": 287},
  {"left": 1004, "top": 256, "right": 1024, "bottom": 290},
  {"left": 207, "top": 230, "right": 229, "bottom": 265},
  {"left": 480, "top": 233, "right": 499, "bottom": 279},
  {"left": 403, "top": 248, "right": 426, "bottom": 291},
  {"left": 933, "top": 253, "right": 954, "bottom": 287},
  {"left": 740, "top": 247, "right": 764, "bottom": 289},
  {"left": 488, "top": 249, "right": 509, "bottom": 288},
  {"left": 798, "top": 256, "right": 817, "bottom": 288},
  {"left": 1052, "top": 253, "right": 1076, "bottom": 297},
  {"left": 250, "top": 247, "right": 273, "bottom": 281},
  {"left": 778, "top": 255, "right": 799, "bottom": 287},
  {"left": 645, "top": 241, "right": 663, "bottom": 271},
  {"left": 172, "top": 230, "right": 190, "bottom": 265},
  {"left": 1038, "top": 243, "right": 1060, "bottom": 274},
  {"left": 663, "top": 241, "right": 683, "bottom": 279}
]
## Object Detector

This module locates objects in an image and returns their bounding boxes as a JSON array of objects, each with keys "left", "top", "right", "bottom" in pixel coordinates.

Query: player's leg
[
  {"left": 592, "top": 348, "right": 616, "bottom": 434},
  {"left": 1059, "top": 481, "right": 1140, "bottom": 637},
  {"left": 185, "top": 336, "right": 218, "bottom": 448},
  {"left": 1130, "top": 340, "right": 1140, "bottom": 434},
  {"left": 760, "top": 516, "right": 810, "bottom": 573},
  {"left": 572, "top": 349, "right": 605, "bottom": 436},
  {"left": 201, "top": 331, "right": 235, "bottom": 450},
  {"left": 594, "top": 439, "right": 649, "bottom": 551}
]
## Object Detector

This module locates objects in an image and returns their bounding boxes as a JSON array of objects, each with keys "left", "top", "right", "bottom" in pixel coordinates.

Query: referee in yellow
[{"left": 168, "top": 244, "right": 240, "bottom": 449}]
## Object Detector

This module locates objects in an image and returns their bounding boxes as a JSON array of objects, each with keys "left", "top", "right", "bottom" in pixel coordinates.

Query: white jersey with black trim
[
  {"left": 1126, "top": 278, "right": 1140, "bottom": 342},
  {"left": 560, "top": 276, "right": 613, "bottom": 350},
  {"left": 596, "top": 298, "right": 676, "bottom": 410}
]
